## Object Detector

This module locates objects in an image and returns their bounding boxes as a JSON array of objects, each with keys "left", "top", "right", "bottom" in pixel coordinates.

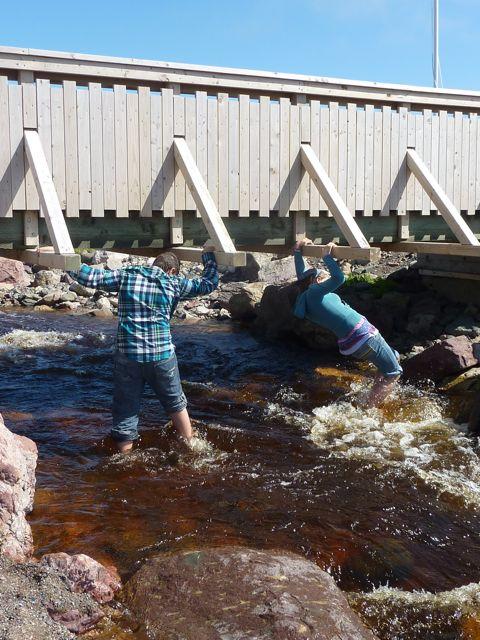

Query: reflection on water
[{"left": 1, "top": 310, "right": 480, "bottom": 639}]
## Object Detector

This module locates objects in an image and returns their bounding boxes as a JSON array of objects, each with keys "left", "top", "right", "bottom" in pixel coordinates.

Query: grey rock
[
  {"left": 95, "top": 297, "right": 111, "bottom": 311},
  {"left": 69, "top": 282, "right": 95, "bottom": 297},
  {"left": 228, "top": 282, "right": 267, "bottom": 320},
  {"left": 34, "top": 270, "right": 62, "bottom": 288},
  {"left": 60, "top": 291, "right": 78, "bottom": 303},
  {"left": 41, "top": 291, "right": 63, "bottom": 305},
  {"left": 445, "top": 315, "right": 480, "bottom": 338}
]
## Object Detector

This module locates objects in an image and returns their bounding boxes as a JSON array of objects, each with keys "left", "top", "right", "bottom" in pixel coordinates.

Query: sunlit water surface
[{"left": 1, "top": 309, "right": 480, "bottom": 640}]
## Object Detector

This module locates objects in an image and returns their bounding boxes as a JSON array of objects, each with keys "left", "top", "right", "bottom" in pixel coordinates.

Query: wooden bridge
[{"left": 1, "top": 45, "right": 480, "bottom": 270}]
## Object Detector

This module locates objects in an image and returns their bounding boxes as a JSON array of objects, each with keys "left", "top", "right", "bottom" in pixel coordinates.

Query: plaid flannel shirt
[{"left": 74, "top": 252, "right": 218, "bottom": 362}]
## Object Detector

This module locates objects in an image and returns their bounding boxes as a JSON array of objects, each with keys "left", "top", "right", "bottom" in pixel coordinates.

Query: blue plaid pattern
[{"left": 74, "top": 252, "right": 218, "bottom": 362}]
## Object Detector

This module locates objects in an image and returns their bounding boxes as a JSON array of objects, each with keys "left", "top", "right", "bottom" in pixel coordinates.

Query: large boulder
[
  {"left": 228, "top": 282, "right": 267, "bottom": 320},
  {"left": 124, "top": 547, "right": 378, "bottom": 640},
  {"left": 403, "top": 335, "right": 478, "bottom": 382},
  {"left": 0, "top": 413, "right": 37, "bottom": 561},
  {"left": 0, "top": 257, "right": 28, "bottom": 287},
  {"left": 231, "top": 252, "right": 297, "bottom": 284},
  {"left": 33, "top": 269, "right": 62, "bottom": 288}
]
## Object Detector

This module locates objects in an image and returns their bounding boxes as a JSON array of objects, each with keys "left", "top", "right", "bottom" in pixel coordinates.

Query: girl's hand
[
  {"left": 293, "top": 237, "right": 313, "bottom": 252},
  {"left": 324, "top": 242, "right": 337, "bottom": 256}
]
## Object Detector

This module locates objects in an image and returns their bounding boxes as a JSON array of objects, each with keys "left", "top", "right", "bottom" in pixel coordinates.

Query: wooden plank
[
  {"left": 338, "top": 106, "right": 348, "bottom": 209},
  {"left": 328, "top": 102, "right": 339, "bottom": 209},
  {"left": 453, "top": 111, "right": 462, "bottom": 209},
  {"left": 162, "top": 88, "right": 175, "bottom": 216},
  {"left": 397, "top": 106, "right": 408, "bottom": 215},
  {"left": 476, "top": 111, "right": 480, "bottom": 212},
  {"left": 0, "top": 76, "right": 12, "bottom": 217},
  {"left": 430, "top": 111, "right": 439, "bottom": 213},
  {"left": 239, "top": 94, "right": 250, "bottom": 216},
  {"left": 406, "top": 148, "right": 479, "bottom": 245},
  {"left": 419, "top": 268, "right": 480, "bottom": 281},
  {"left": 364, "top": 104, "right": 374, "bottom": 215},
  {"left": 302, "top": 243, "right": 380, "bottom": 262},
  {"left": 346, "top": 103, "right": 356, "bottom": 215},
  {"left": 102, "top": 89, "right": 116, "bottom": 211},
  {"left": 294, "top": 210, "right": 306, "bottom": 241},
  {"left": 185, "top": 96, "right": 197, "bottom": 211},
  {"left": 438, "top": 110, "right": 447, "bottom": 205},
  {"left": 309, "top": 100, "right": 320, "bottom": 216},
  {"left": 228, "top": 98, "right": 239, "bottom": 212},
  {"left": 207, "top": 96, "right": 219, "bottom": 207},
  {"left": 320, "top": 104, "right": 329, "bottom": 212},
  {"left": 379, "top": 241, "right": 480, "bottom": 257},
  {"left": 77, "top": 88, "right": 92, "bottom": 210},
  {"left": 37, "top": 78, "right": 52, "bottom": 218},
  {"left": 218, "top": 92, "right": 229, "bottom": 216},
  {"left": 8, "top": 83, "right": 26, "bottom": 210},
  {"left": 249, "top": 100, "right": 260, "bottom": 211},
  {"left": 114, "top": 84, "right": 129, "bottom": 217},
  {"left": 355, "top": 107, "right": 365, "bottom": 213},
  {"left": 422, "top": 109, "right": 432, "bottom": 213},
  {"left": 373, "top": 107, "right": 382, "bottom": 211},
  {"left": 173, "top": 137, "right": 237, "bottom": 253},
  {"left": 23, "top": 79, "right": 39, "bottom": 210},
  {"left": 89, "top": 82, "right": 104, "bottom": 217},
  {"left": 381, "top": 106, "right": 391, "bottom": 215},
  {"left": 414, "top": 111, "right": 424, "bottom": 211},
  {"left": 63, "top": 81, "right": 79, "bottom": 217},
  {"left": 468, "top": 113, "right": 477, "bottom": 215},
  {"left": 170, "top": 211, "right": 183, "bottom": 245},
  {"left": 389, "top": 109, "right": 399, "bottom": 213},
  {"left": 24, "top": 130, "right": 74, "bottom": 254},
  {"left": 289, "top": 102, "right": 300, "bottom": 211},
  {"left": 139, "top": 86, "right": 152, "bottom": 217},
  {"left": 171, "top": 246, "right": 246, "bottom": 267},
  {"left": 259, "top": 95, "right": 270, "bottom": 216},
  {"left": 50, "top": 86, "right": 66, "bottom": 209},
  {"left": 278, "top": 97, "right": 290, "bottom": 216},
  {"left": 173, "top": 94, "right": 186, "bottom": 212},
  {"left": 127, "top": 90, "right": 140, "bottom": 211},
  {"left": 460, "top": 112, "right": 469, "bottom": 212},
  {"left": 269, "top": 100, "right": 280, "bottom": 212},
  {"left": 298, "top": 102, "right": 310, "bottom": 212},
  {"left": 196, "top": 91, "right": 208, "bottom": 217},
  {"left": 446, "top": 113, "right": 455, "bottom": 203},
  {"left": 150, "top": 91, "right": 163, "bottom": 213},
  {"left": 300, "top": 143, "right": 370, "bottom": 248},
  {"left": 9, "top": 248, "right": 80, "bottom": 270}
]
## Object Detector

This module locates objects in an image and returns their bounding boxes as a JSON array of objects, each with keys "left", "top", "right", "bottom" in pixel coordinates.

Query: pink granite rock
[
  {"left": 0, "top": 257, "right": 28, "bottom": 286},
  {"left": 40, "top": 552, "right": 121, "bottom": 603},
  {"left": 0, "top": 413, "right": 37, "bottom": 561}
]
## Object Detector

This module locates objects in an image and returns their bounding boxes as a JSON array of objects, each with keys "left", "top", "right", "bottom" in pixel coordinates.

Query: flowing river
[{"left": 1, "top": 309, "right": 480, "bottom": 639}]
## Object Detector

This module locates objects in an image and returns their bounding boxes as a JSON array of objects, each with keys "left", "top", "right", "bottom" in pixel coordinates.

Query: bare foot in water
[{"left": 117, "top": 441, "right": 133, "bottom": 453}]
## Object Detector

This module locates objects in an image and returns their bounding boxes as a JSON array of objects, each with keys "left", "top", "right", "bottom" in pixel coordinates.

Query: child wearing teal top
[{"left": 293, "top": 239, "right": 402, "bottom": 407}]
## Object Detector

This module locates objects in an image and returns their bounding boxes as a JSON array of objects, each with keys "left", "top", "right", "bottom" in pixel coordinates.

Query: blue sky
[{"left": 1, "top": 0, "right": 479, "bottom": 91}]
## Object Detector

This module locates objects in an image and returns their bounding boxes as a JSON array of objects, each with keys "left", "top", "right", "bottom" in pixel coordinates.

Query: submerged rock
[
  {"left": 0, "top": 413, "right": 37, "bottom": 561},
  {"left": 124, "top": 547, "right": 378, "bottom": 640}
]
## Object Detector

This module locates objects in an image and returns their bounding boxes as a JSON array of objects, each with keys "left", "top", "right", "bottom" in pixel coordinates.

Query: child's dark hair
[
  {"left": 152, "top": 252, "right": 181, "bottom": 272},
  {"left": 287, "top": 275, "right": 314, "bottom": 308}
]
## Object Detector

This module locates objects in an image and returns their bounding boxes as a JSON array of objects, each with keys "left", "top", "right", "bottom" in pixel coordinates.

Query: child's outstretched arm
[
  {"left": 72, "top": 264, "right": 122, "bottom": 292},
  {"left": 177, "top": 250, "right": 219, "bottom": 300},
  {"left": 293, "top": 237, "right": 313, "bottom": 279},
  {"left": 315, "top": 243, "right": 346, "bottom": 294}
]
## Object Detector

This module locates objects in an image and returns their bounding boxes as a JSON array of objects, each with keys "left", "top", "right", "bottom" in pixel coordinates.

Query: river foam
[
  {"left": 266, "top": 384, "right": 480, "bottom": 509},
  {"left": 0, "top": 329, "right": 79, "bottom": 350}
]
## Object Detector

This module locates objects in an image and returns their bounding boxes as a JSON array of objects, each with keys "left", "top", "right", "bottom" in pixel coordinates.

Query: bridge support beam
[{"left": 406, "top": 148, "right": 479, "bottom": 246}]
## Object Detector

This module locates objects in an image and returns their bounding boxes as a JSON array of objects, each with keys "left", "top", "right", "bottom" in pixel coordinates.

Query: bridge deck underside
[{"left": 2, "top": 211, "right": 480, "bottom": 252}]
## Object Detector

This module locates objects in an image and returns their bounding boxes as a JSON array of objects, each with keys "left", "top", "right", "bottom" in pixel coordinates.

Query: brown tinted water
[{"left": 1, "top": 310, "right": 480, "bottom": 639}]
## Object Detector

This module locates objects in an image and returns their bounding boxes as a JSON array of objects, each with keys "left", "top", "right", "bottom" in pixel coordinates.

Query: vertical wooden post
[{"left": 19, "top": 70, "right": 39, "bottom": 247}]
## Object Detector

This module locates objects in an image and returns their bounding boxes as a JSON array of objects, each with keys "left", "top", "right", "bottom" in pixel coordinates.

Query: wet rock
[
  {"left": 124, "top": 547, "right": 378, "bottom": 640},
  {"left": 60, "top": 291, "right": 77, "bottom": 303},
  {"left": 0, "top": 257, "right": 29, "bottom": 286},
  {"left": 34, "top": 269, "right": 62, "bottom": 288},
  {"left": 0, "top": 413, "right": 37, "bottom": 561},
  {"left": 96, "top": 297, "right": 111, "bottom": 311},
  {"left": 41, "top": 291, "right": 63, "bottom": 305},
  {"left": 442, "top": 367, "right": 480, "bottom": 394},
  {"left": 0, "top": 555, "right": 104, "bottom": 640},
  {"left": 34, "top": 304, "right": 55, "bottom": 313},
  {"left": 69, "top": 281, "right": 95, "bottom": 297},
  {"left": 403, "top": 336, "right": 478, "bottom": 382},
  {"left": 228, "top": 282, "right": 267, "bottom": 320},
  {"left": 40, "top": 553, "right": 121, "bottom": 604},
  {"left": 91, "top": 308, "right": 114, "bottom": 319}
]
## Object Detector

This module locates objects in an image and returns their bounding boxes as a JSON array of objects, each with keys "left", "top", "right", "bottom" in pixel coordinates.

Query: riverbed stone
[
  {"left": 96, "top": 297, "right": 111, "bottom": 311},
  {"left": 69, "top": 281, "right": 95, "bottom": 297},
  {"left": 41, "top": 291, "right": 63, "bottom": 305},
  {"left": 40, "top": 552, "right": 121, "bottom": 604},
  {"left": 228, "top": 282, "right": 267, "bottom": 320},
  {"left": 34, "top": 269, "right": 62, "bottom": 288},
  {"left": 0, "top": 257, "right": 29, "bottom": 287},
  {"left": 124, "top": 547, "right": 378, "bottom": 640},
  {"left": 0, "top": 413, "right": 37, "bottom": 561},
  {"left": 403, "top": 335, "right": 478, "bottom": 382}
]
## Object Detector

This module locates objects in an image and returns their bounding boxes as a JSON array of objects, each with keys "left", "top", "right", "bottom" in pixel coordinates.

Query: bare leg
[
  {"left": 365, "top": 374, "right": 399, "bottom": 408},
  {"left": 170, "top": 408, "right": 193, "bottom": 442}
]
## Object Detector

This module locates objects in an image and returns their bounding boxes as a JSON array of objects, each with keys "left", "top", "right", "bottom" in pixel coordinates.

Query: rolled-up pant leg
[{"left": 111, "top": 351, "right": 145, "bottom": 442}]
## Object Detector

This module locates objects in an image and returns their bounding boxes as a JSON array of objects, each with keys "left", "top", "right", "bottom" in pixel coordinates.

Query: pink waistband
[{"left": 338, "top": 318, "right": 366, "bottom": 345}]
